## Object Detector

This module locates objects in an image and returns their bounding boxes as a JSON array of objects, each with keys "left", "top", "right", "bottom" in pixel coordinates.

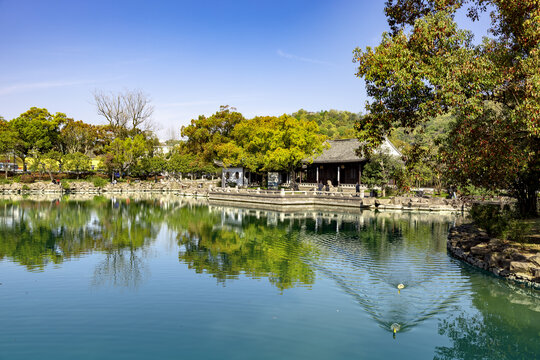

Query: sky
[{"left": 0, "top": 0, "right": 492, "bottom": 139}]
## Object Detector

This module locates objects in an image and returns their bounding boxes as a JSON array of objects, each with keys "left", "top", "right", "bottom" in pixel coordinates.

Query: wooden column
[{"left": 337, "top": 165, "right": 340, "bottom": 185}]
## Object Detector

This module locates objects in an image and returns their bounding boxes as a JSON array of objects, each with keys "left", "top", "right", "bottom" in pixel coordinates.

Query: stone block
[
  {"left": 470, "top": 243, "right": 491, "bottom": 256},
  {"left": 510, "top": 261, "right": 533, "bottom": 274}
]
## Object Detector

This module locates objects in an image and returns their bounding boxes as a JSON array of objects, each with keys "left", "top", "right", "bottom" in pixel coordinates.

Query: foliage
[
  {"left": 61, "top": 179, "right": 71, "bottom": 190},
  {"left": 469, "top": 204, "right": 511, "bottom": 237},
  {"left": 91, "top": 176, "right": 108, "bottom": 188},
  {"left": 60, "top": 119, "right": 100, "bottom": 155},
  {"left": 361, "top": 151, "right": 402, "bottom": 190},
  {"left": 20, "top": 174, "right": 34, "bottom": 184},
  {"left": 10, "top": 107, "right": 66, "bottom": 170},
  {"left": 63, "top": 152, "right": 92, "bottom": 178},
  {"left": 102, "top": 134, "right": 150, "bottom": 178},
  {"left": 291, "top": 109, "right": 361, "bottom": 139},
  {"left": 353, "top": 1, "right": 540, "bottom": 216},
  {"left": 469, "top": 203, "right": 532, "bottom": 242},
  {"left": 181, "top": 105, "right": 244, "bottom": 167}
]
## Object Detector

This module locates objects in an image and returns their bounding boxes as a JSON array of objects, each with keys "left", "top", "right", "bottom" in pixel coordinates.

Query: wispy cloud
[
  {"left": 0, "top": 79, "right": 97, "bottom": 96},
  {"left": 277, "top": 49, "right": 333, "bottom": 66},
  {"left": 0, "top": 76, "right": 128, "bottom": 96}
]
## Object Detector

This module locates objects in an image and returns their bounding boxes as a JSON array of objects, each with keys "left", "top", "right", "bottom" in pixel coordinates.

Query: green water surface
[{"left": 0, "top": 196, "right": 539, "bottom": 359}]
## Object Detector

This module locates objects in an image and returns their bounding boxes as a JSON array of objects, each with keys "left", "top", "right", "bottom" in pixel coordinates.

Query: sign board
[{"left": 267, "top": 172, "right": 280, "bottom": 190}]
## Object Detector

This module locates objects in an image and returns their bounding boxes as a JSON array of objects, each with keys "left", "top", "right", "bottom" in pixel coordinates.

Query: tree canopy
[{"left": 353, "top": 0, "right": 540, "bottom": 216}]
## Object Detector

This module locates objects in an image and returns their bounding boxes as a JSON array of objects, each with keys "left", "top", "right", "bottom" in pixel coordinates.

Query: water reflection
[
  {"left": 435, "top": 276, "right": 540, "bottom": 359},
  {"left": 2, "top": 196, "right": 539, "bottom": 342}
]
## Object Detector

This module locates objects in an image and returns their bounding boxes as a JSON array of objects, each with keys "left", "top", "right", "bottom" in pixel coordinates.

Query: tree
[
  {"left": 28, "top": 150, "right": 61, "bottom": 181},
  {"left": 181, "top": 105, "right": 245, "bottom": 166},
  {"left": 63, "top": 152, "right": 92, "bottom": 179},
  {"left": 361, "top": 151, "right": 402, "bottom": 195},
  {"left": 353, "top": 1, "right": 540, "bottom": 216},
  {"left": 60, "top": 119, "right": 99, "bottom": 155},
  {"left": 292, "top": 109, "right": 362, "bottom": 139},
  {"left": 167, "top": 151, "right": 196, "bottom": 179},
  {"left": 102, "top": 134, "right": 150, "bottom": 179},
  {"left": 0, "top": 118, "right": 16, "bottom": 178},
  {"left": 140, "top": 153, "right": 167, "bottom": 182},
  {"left": 10, "top": 108, "right": 66, "bottom": 171},
  {"left": 94, "top": 89, "right": 154, "bottom": 138}
]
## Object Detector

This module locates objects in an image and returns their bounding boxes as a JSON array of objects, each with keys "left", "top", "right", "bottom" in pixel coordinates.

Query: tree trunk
[{"left": 516, "top": 182, "right": 538, "bottom": 218}]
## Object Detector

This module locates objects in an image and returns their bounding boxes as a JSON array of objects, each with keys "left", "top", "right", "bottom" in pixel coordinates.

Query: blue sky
[{"left": 0, "top": 0, "right": 492, "bottom": 139}]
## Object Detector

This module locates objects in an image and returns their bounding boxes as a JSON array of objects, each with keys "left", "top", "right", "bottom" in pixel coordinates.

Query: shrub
[
  {"left": 20, "top": 174, "right": 35, "bottom": 183},
  {"left": 91, "top": 177, "right": 108, "bottom": 188},
  {"left": 469, "top": 204, "right": 510, "bottom": 237},
  {"left": 61, "top": 180, "right": 71, "bottom": 190},
  {"left": 22, "top": 184, "right": 30, "bottom": 191},
  {"left": 0, "top": 178, "right": 12, "bottom": 185}
]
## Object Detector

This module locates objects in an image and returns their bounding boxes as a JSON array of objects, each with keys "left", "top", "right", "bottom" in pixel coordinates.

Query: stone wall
[
  {"left": 448, "top": 223, "right": 540, "bottom": 289},
  {"left": 0, "top": 180, "right": 217, "bottom": 196}
]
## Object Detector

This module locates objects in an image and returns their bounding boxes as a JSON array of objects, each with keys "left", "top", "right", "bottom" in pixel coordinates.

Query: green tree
[
  {"left": 0, "top": 118, "right": 16, "bottom": 178},
  {"left": 292, "top": 109, "right": 363, "bottom": 139},
  {"left": 353, "top": 1, "right": 540, "bottom": 216},
  {"left": 361, "top": 151, "right": 402, "bottom": 195},
  {"left": 181, "top": 105, "right": 245, "bottom": 166},
  {"left": 102, "top": 134, "right": 149, "bottom": 179},
  {"left": 63, "top": 152, "right": 91, "bottom": 179},
  {"left": 28, "top": 150, "right": 61, "bottom": 181},
  {"left": 10, "top": 107, "right": 66, "bottom": 171},
  {"left": 141, "top": 153, "right": 167, "bottom": 182},
  {"left": 260, "top": 115, "right": 326, "bottom": 189},
  {"left": 60, "top": 119, "right": 99, "bottom": 155}
]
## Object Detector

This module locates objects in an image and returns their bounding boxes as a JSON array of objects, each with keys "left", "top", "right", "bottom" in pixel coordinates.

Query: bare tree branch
[{"left": 93, "top": 89, "right": 154, "bottom": 137}]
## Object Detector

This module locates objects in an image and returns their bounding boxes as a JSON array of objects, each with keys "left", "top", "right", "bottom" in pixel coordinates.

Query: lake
[{"left": 0, "top": 196, "right": 539, "bottom": 359}]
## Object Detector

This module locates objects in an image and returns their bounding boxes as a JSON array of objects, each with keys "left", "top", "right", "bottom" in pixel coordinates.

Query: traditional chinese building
[{"left": 303, "top": 138, "right": 401, "bottom": 186}]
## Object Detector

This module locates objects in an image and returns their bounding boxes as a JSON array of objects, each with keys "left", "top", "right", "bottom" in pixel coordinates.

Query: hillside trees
[{"left": 353, "top": 0, "right": 540, "bottom": 216}]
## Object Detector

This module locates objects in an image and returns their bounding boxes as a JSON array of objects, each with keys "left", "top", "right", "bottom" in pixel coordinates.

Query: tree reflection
[
  {"left": 166, "top": 205, "right": 317, "bottom": 291},
  {"left": 0, "top": 198, "right": 163, "bottom": 288},
  {"left": 435, "top": 277, "right": 540, "bottom": 359}
]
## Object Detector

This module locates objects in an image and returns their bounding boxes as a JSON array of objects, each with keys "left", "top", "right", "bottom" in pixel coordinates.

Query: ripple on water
[{"left": 302, "top": 228, "right": 471, "bottom": 332}]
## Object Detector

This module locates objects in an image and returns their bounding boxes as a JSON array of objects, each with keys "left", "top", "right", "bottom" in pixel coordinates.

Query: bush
[
  {"left": 20, "top": 174, "right": 35, "bottom": 184},
  {"left": 61, "top": 180, "right": 71, "bottom": 190},
  {"left": 0, "top": 178, "right": 12, "bottom": 185},
  {"left": 91, "top": 177, "right": 108, "bottom": 188},
  {"left": 22, "top": 184, "right": 30, "bottom": 191},
  {"left": 469, "top": 204, "right": 510, "bottom": 237}
]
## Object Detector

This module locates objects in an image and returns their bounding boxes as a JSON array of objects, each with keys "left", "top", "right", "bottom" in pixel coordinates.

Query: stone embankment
[
  {"left": 208, "top": 188, "right": 468, "bottom": 212},
  {"left": 0, "top": 180, "right": 216, "bottom": 196},
  {"left": 448, "top": 223, "right": 540, "bottom": 289}
]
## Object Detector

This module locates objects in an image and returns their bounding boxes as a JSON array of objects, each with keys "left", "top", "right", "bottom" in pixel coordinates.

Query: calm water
[{"left": 0, "top": 196, "right": 539, "bottom": 360}]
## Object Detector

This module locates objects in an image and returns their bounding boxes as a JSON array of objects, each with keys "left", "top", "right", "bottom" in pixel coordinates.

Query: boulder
[
  {"left": 510, "top": 261, "right": 534, "bottom": 275},
  {"left": 470, "top": 243, "right": 491, "bottom": 256}
]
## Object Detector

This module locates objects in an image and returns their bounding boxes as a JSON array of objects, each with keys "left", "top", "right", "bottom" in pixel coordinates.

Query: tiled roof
[{"left": 309, "top": 139, "right": 365, "bottom": 164}]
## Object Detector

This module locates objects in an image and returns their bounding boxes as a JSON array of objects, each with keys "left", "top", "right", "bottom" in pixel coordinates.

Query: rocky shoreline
[
  {"left": 448, "top": 223, "right": 540, "bottom": 289},
  {"left": 0, "top": 180, "right": 215, "bottom": 196}
]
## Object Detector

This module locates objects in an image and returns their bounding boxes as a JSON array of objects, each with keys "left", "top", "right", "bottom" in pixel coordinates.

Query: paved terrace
[{"left": 208, "top": 187, "right": 467, "bottom": 212}]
